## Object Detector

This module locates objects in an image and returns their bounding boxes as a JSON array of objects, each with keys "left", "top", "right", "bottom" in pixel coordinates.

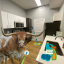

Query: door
[
  {"left": 1, "top": 11, "right": 8, "bottom": 28},
  {"left": 34, "top": 18, "right": 45, "bottom": 42}
]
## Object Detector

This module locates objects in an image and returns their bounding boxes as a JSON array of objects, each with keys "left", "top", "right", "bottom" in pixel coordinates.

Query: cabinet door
[
  {"left": 8, "top": 13, "right": 14, "bottom": 28},
  {"left": 18, "top": 17, "right": 26, "bottom": 27},
  {"left": 18, "top": 17, "right": 23, "bottom": 22},
  {"left": 1, "top": 11, "right": 8, "bottom": 28},
  {"left": 53, "top": 13, "right": 62, "bottom": 21},
  {"left": 23, "top": 18, "right": 26, "bottom": 27},
  {"left": 14, "top": 15, "right": 20, "bottom": 22}
]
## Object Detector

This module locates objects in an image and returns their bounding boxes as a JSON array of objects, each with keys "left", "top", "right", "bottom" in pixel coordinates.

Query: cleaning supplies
[
  {"left": 52, "top": 49, "right": 57, "bottom": 60},
  {"left": 21, "top": 50, "right": 29, "bottom": 64},
  {"left": 32, "top": 26, "right": 41, "bottom": 46},
  {"left": 34, "top": 43, "right": 41, "bottom": 46},
  {"left": 46, "top": 42, "right": 57, "bottom": 60}
]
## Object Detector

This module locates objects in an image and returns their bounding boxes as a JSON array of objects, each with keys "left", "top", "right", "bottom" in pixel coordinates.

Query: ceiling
[
  {"left": 49, "top": 0, "right": 63, "bottom": 8},
  {"left": 11, "top": 0, "right": 49, "bottom": 9},
  {"left": 11, "top": 0, "right": 63, "bottom": 10}
]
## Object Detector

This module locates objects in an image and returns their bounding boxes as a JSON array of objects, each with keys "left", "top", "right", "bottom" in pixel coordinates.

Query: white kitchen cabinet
[
  {"left": 8, "top": 13, "right": 14, "bottom": 28},
  {"left": 14, "top": 15, "right": 26, "bottom": 27},
  {"left": 18, "top": 17, "right": 23, "bottom": 22},
  {"left": 53, "top": 13, "right": 62, "bottom": 21},
  {"left": 14, "top": 15, "right": 20, "bottom": 22},
  {"left": 1, "top": 11, "right": 8, "bottom": 29},
  {"left": 1, "top": 11, "right": 26, "bottom": 29},
  {"left": 23, "top": 18, "right": 26, "bottom": 27},
  {"left": 19, "top": 17, "right": 26, "bottom": 27}
]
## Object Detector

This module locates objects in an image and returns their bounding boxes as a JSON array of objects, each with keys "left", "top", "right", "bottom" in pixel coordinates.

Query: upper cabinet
[
  {"left": 1, "top": 11, "right": 8, "bottom": 29},
  {"left": 14, "top": 15, "right": 26, "bottom": 27},
  {"left": 1, "top": 11, "right": 26, "bottom": 29},
  {"left": 14, "top": 15, "right": 20, "bottom": 22},
  {"left": 8, "top": 13, "right": 14, "bottom": 28},
  {"left": 18, "top": 17, "right": 23, "bottom": 22},
  {"left": 23, "top": 17, "right": 26, "bottom": 27},
  {"left": 53, "top": 13, "right": 62, "bottom": 21}
]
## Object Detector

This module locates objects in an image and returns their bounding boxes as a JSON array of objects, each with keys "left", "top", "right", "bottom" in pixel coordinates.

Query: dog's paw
[
  {"left": 7, "top": 58, "right": 9, "bottom": 60},
  {"left": 3, "top": 60, "right": 5, "bottom": 63},
  {"left": 3, "top": 56, "right": 9, "bottom": 63}
]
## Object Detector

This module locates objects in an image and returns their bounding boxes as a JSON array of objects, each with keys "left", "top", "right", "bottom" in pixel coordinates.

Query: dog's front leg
[{"left": 10, "top": 54, "right": 14, "bottom": 64}]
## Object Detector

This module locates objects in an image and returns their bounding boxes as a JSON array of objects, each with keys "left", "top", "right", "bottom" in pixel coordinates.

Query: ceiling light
[{"left": 35, "top": 0, "right": 42, "bottom": 6}]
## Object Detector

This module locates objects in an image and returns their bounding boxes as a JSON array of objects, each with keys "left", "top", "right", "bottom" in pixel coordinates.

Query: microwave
[{"left": 14, "top": 21, "right": 24, "bottom": 28}]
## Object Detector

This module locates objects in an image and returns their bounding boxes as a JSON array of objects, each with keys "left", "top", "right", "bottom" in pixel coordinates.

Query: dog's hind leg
[{"left": 5, "top": 56, "right": 7, "bottom": 64}]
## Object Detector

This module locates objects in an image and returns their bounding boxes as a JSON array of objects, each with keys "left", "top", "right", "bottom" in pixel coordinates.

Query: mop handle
[
  {"left": 21, "top": 54, "right": 27, "bottom": 64},
  {"left": 32, "top": 27, "right": 38, "bottom": 43}
]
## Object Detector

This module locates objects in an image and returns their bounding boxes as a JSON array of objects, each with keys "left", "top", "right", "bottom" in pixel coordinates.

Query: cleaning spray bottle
[{"left": 52, "top": 47, "right": 57, "bottom": 60}]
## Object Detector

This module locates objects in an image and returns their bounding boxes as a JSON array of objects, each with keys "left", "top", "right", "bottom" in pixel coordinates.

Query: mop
[
  {"left": 32, "top": 27, "right": 41, "bottom": 46},
  {"left": 21, "top": 50, "right": 29, "bottom": 64}
]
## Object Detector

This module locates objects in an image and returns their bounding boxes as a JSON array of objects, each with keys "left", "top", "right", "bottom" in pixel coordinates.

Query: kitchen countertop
[{"left": 36, "top": 35, "right": 64, "bottom": 64}]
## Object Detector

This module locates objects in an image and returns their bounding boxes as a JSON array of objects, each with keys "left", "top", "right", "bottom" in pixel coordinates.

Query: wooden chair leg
[{"left": 5, "top": 56, "right": 7, "bottom": 64}]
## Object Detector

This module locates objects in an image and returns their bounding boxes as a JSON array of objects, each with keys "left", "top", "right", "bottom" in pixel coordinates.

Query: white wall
[
  {"left": 0, "top": 1, "right": 2, "bottom": 36},
  {"left": 0, "top": 0, "right": 26, "bottom": 18},
  {"left": 0, "top": 0, "right": 26, "bottom": 36},
  {"left": 59, "top": 1, "right": 64, "bottom": 36},
  {"left": 26, "top": 6, "right": 59, "bottom": 39},
  {"left": 0, "top": 0, "right": 59, "bottom": 36},
  {"left": 59, "top": 3, "right": 64, "bottom": 14},
  {"left": 26, "top": 6, "right": 59, "bottom": 28}
]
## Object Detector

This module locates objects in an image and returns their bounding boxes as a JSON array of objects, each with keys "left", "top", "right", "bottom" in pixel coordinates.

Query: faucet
[{"left": 55, "top": 36, "right": 64, "bottom": 48}]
